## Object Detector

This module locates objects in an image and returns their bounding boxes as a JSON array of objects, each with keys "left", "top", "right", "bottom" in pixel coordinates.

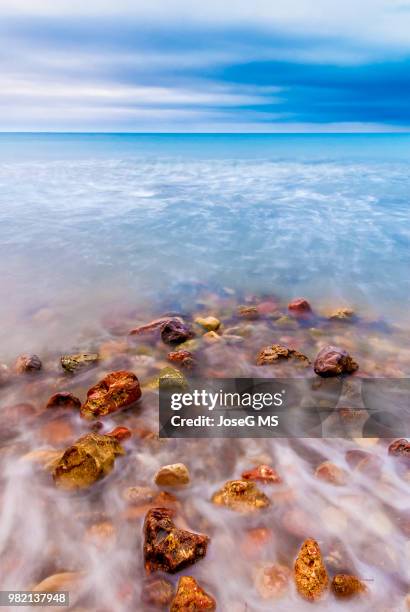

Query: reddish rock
[
  {"left": 294, "top": 539, "right": 328, "bottom": 601},
  {"left": 257, "top": 344, "right": 309, "bottom": 366},
  {"left": 106, "top": 426, "right": 132, "bottom": 441},
  {"left": 331, "top": 574, "right": 367, "bottom": 598},
  {"left": 288, "top": 298, "right": 312, "bottom": 314},
  {"left": 388, "top": 438, "right": 410, "bottom": 459},
  {"left": 38, "top": 418, "right": 74, "bottom": 445},
  {"left": 170, "top": 576, "right": 216, "bottom": 611},
  {"left": 129, "top": 317, "right": 172, "bottom": 336},
  {"left": 143, "top": 507, "right": 209, "bottom": 574},
  {"left": 315, "top": 461, "right": 347, "bottom": 486},
  {"left": 141, "top": 577, "right": 174, "bottom": 607},
  {"left": 161, "top": 319, "right": 195, "bottom": 345},
  {"left": 3, "top": 402, "right": 37, "bottom": 428},
  {"left": 346, "top": 450, "right": 382, "bottom": 478},
  {"left": 313, "top": 345, "right": 358, "bottom": 377},
  {"left": 81, "top": 370, "right": 141, "bottom": 419},
  {"left": 254, "top": 563, "right": 292, "bottom": 600},
  {"left": 46, "top": 392, "right": 81, "bottom": 410},
  {"left": 242, "top": 464, "right": 282, "bottom": 484},
  {"left": 241, "top": 528, "right": 273, "bottom": 559},
  {"left": 168, "top": 350, "right": 196, "bottom": 368},
  {"left": 15, "top": 354, "right": 42, "bottom": 373}
]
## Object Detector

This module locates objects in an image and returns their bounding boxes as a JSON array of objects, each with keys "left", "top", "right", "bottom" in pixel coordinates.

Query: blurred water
[{"left": 0, "top": 134, "right": 409, "bottom": 358}]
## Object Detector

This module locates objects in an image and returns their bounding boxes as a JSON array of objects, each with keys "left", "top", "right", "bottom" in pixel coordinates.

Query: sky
[{"left": 1, "top": 0, "right": 410, "bottom": 132}]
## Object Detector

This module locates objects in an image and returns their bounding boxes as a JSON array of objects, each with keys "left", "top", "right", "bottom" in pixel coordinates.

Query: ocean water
[
  {"left": 0, "top": 133, "right": 409, "bottom": 357},
  {"left": 0, "top": 134, "right": 410, "bottom": 610}
]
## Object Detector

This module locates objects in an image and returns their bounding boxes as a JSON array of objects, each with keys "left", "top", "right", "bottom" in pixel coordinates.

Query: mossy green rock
[{"left": 61, "top": 353, "right": 99, "bottom": 373}]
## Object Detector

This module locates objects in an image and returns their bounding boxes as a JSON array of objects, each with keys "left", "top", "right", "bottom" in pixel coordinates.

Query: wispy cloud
[{"left": 1, "top": 0, "right": 410, "bottom": 131}]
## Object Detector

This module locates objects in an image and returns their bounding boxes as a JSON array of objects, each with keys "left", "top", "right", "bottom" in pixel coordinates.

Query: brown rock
[
  {"left": 33, "top": 571, "right": 84, "bottom": 593},
  {"left": 294, "top": 538, "right": 329, "bottom": 601},
  {"left": 106, "top": 426, "right": 132, "bottom": 441},
  {"left": 161, "top": 319, "right": 195, "bottom": 345},
  {"left": 85, "top": 521, "right": 116, "bottom": 548},
  {"left": 81, "top": 370, "right": 141, "bottom": 419},
  {"left": 242, "top": 464, "right": 282, "bottom": 484},
  {"left": 238, "top": 305, "right": 259, "bottom": 320},
  {"left": 38, "top": 418, "right": 74, "bottom": 446},
  {"left": 52, "top": 432, "right": 125, "bottom": 490},
  {"left": 257, "top": 344, "right": 309, "bottom": 366},
  {"left": 15, "top": 354, "right": 42, "bottom": 373},
  {"left": 143, "top": 507, "right": 209, "bottom": 574},
  {"left": 154, "top": 463, "right": 190, "bottom": 487},
  {"left": 388, "top": 438, "right": 410, "bottom": 459},
  {"left": 331, "top": 574, "right": 367, "bottom": 598},
  {"left": 168, "top": 350, "right": 196, "bottom": 369},
  {"left": 46, "top": 392, "right": 81, "bottom": 410},
  {"left": 141, "top": 577, "right": 174, "bottom": 607},
  {"left": 170, "top": 576, "right": 216, "bottom": 611},
  {"left": 315, "top": 461, "right": 347, "bottom": 486},
  {"left": 129, "top": 317, "right": 172, "bottom": 336},
  {"left": 211, "top": 479, "right": 270, "bottom": 513},
  {"left": 254, "top": 563, "right": 291, "bottom": 600},
  {"left": 288, "top": 298, "right": 311, "bottom": 314},
  {"left": 313, "top": 345, "right": 359, "bottom": 377}
]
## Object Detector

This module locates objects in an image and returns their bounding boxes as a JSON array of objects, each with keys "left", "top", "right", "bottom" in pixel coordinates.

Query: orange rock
[
  {"left": 85, "top": 521, "right": 116, "bottom": 548},
  {"left": 294, "top": 539, "right": 329, "bottom": 601},
  {"left": 242, "top": 464, "right": 282, "bottom": 484},
  {"left": 388, "top": 438, "right": 410, "bottom": 459},
  {"left": 106, "top": 426, "right": 132, "bottom": 441},
  {"left": 81, "top": 370, "right": 141, "bottom": 419},
  {"left": 170, "top": 576, "right": 216, "bottom": 611},
  {"left": 315, "top": 461, "right": 347, "bottom": 486}
]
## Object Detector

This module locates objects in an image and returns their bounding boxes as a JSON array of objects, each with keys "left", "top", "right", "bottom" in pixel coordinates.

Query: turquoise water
[{"left": 0, "top": 133, "right": 409, "bottom": 356}]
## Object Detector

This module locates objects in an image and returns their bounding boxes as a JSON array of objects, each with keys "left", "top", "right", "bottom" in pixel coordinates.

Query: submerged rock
[
  {"left": 61, "top": 352, "right": 99, "bottom": 374},
  {"left": 203, "top": 331, "right": 221, "bottom": 343},
  {"left": 388, "top": 438, "right": 410, "bottom": 459},
  {"left": 21, "top": 449, "right": 63, "bottom": 472},
  {"left": 161, "top": 319, "right": 195, "bottom": 345},
  {"left": 313, "top": 345, "right": 358, "bottom": 377},
  {"left": 154, "top": 463, "right": 190, "bottom": 487},
  {"left": 46, "top": 392, "right": 81, "bottom": 410},
  {"left": 80, "top": 370, "right": 141, "bottom": 419},
  {"left": 158, "top": 366, "right": 188, "bottom": 390},
  {"left": 195, "top": 316, "right": 221, "bottom": 331},
  {"left": 331, "top": 574, "right": 367, "bottom": 598},
  {"left": 257, "top": 344, "right": 309, "bottom": 366},
  {"left": 52, "top": 432, "right": 125, "bottom": 490},
  {"left": 211, "top": 479, "right": 270, "bottom": 513},
  {"left": 0, "top": 363, "right": 10, "bottom": 385},
  {"left": 315, "top": 461, "right": 347, "bottom": 486},
  {"left": 33, "top": 571, "right": 84, "bottom": 593},
  {"left": 168, "top": 349, "right": 196, "bottom": 369},
  {"left": 237, "top": 305, "right": 259, "bottom": 320},
  {"left": 329, "top": 308, "right": 355, "bottom": 321},
  {"left": 129, "top": 317, "right": 173, "bottom": 336},
  {"left": 15, "top": 353, "right": 42, "bottom": 373},
  {"left": 170, "top": 576, "right": 216, "bottom": 611},
  {"left": 294, "top": 538, "right": 329, "bottom": 601},
  {"left": 141, "top": 577, "right": 174, "bottom": 608},
  {"left": 242, "top": 464, "right": 282, "bottom": 484},
  {"left": 143, "top": 507, "right": 209, "bottom": 574},
  {"left": 288, "top": 298, "right": 312, "bottom": 314},
  {"left": 254, "top": 563, "right": 292, "bottom": 600}
]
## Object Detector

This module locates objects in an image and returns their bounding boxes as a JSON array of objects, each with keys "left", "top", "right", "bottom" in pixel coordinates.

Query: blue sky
[{"left": 1, "top": 0, "right": 410, "bottom": 132}]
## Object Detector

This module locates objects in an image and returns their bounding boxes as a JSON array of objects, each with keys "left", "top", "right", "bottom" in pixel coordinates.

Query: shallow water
[{"left": 0, "top": 134, "right": 409, "bottom": 611}]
